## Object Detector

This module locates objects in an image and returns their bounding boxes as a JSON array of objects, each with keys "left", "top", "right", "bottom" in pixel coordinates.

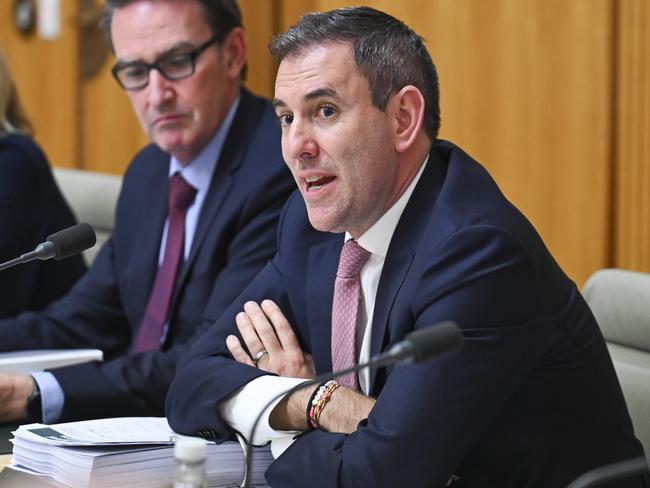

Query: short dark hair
[
  {"left": 270, "top": 6, "right": 440, "bottom": 140},
  {"left": 101, "top": 0, "right": 246, "bottom": 78}
]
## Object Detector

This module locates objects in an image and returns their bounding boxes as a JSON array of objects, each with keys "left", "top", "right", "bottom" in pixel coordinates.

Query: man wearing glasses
[{"left": 0, "top": 0, "right": 293, "bottom": 424}]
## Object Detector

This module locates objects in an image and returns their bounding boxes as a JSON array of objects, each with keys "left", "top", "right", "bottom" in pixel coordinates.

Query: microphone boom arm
[{"left": 239, "top": 321, "right": 461, "bottom": 487}]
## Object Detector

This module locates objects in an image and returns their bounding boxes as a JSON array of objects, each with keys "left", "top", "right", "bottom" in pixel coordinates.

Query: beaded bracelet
[
  {"left": 306, "top": 380, "right": 334, "bottom": 429},
  {"left": 305, "top": 381, "right": 327, "bottom": 430},
  {"left": 309, "top": 380, "right": 341, "bottom": 430}
]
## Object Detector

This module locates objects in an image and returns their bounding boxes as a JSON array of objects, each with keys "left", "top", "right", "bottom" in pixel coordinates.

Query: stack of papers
[{"left": 10, "top": 417, "right": 273, "bottom": 487}]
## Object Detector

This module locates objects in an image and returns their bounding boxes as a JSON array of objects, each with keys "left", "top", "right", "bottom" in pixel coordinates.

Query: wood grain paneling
[
  {"left": 614, "top": 0, "right": 650, "bottom": 272},
  {"left": 278, "top": 0, "right": 614, "bottom": 285},
  {"left": 427, "top": 0, "right": 614, "bottom": 287},
  {"left": 81, "top": 50, "right": 149, "bottom": 174},
  {"left": 240, "top": 0, "right": 279, "bottom": 98},
  {"left": 0, "top": 0, "right": 80, "bottom": 168}
]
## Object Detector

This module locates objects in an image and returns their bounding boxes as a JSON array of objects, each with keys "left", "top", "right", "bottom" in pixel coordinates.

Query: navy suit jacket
[
  {"left": 0, "top": 133, "right": 86, "bottom": 317},
  {"left": 168, "top": 140, "right": 647, "bottom": 487},
  {"left": 0, "top": 89, "right": 294, "bottom": 422}
]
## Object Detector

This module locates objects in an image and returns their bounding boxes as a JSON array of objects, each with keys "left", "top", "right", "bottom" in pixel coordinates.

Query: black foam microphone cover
[
  {"left": 405, "top": 321, "right": 462, "bottom": 363},
  {"left": 46, "top": 223, "right": 96, "bottom": 260}
]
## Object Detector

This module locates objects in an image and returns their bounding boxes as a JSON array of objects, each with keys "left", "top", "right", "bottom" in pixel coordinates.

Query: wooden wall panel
[
  {"left": 0, "top": 0, "right": 80, "bottom": 168},
  {"left": 278, "top": 0, "right": 614, "bottom": 286},
  {"left": 427, "top": 0, "right": 614, "bottom": 288},
  {"left": 240, "top": 0, "right": 279, "bottom": 98},
  {"left": 614, "top": 0, "right": 650, "bottom": 272},
  {"left": 81, "top": 47, "right": 149, "bottom": 174}
]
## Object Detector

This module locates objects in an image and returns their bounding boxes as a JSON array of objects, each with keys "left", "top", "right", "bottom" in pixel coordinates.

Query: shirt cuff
[
  {"left": 30, "top": 371, "right": 64, "bottom": 424},
  {"left": 218, "top": 375, "right": 306, "bottom": 448}
]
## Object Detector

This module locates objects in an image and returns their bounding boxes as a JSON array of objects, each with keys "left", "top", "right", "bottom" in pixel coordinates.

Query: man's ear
[
  {"left": 388, "top": 85, "right": 425, "bottom": 154},
  {"left": 221, "top": 27, "right": 247, "bottom": 79}
]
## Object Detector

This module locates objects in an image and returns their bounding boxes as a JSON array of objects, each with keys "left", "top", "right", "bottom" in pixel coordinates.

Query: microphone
[
  {"left": 566, "top": 456, "right": 650, "bottom": 488},
  {"left": 0, "top": 223, "right": 96, "bottom": 272},
  {"left": 239, "top": 321, "right": 462, "bottom": 487},
  {"left": 375, "top": 321, "right": 463, "bottom": 365}
]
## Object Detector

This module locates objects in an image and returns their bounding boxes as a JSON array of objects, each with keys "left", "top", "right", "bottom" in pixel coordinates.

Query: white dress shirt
[{"left": 219, "top": 155, "right": 429, "bottom": 458}]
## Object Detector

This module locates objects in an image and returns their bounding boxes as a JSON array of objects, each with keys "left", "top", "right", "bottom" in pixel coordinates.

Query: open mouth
[{"left": 305, "top": 175, "right": 335, "bottom": 192}]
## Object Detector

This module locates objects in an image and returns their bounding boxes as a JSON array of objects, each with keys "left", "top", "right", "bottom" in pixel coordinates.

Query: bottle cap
[{"left": 174, "top": 436, "right": 207, "bottom": 462}]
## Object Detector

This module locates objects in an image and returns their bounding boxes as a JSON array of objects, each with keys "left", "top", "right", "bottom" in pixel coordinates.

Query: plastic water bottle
[{"left": 173, "top": 436, "right": 207, "bottom": 488}]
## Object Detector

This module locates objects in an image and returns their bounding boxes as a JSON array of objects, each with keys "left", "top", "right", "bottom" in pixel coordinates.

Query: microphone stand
[
  {"left": 239, "top": 320, "right": 461, "bottom": 488},
  {"left": 0, "top": 243, "right": 56, "bottom": 271}
]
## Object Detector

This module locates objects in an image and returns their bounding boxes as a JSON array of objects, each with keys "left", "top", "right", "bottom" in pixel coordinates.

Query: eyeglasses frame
[{"left": 111, "top": 34, "right": 221, "bottom": 91}]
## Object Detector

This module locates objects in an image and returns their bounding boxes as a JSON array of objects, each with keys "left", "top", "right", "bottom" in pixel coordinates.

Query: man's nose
[
  {"left": 146, "top": 69, "right": 175, "bottom": 106},
  {"left": 284, "top": 121, "right": 318, "bottom": 161}
]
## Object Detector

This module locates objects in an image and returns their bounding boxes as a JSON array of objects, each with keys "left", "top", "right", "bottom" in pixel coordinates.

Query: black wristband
[{"left": 305, "top": 382, "right": 325, "bottom": 431}]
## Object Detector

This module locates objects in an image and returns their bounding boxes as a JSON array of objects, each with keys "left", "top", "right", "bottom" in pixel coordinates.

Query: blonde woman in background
[{"left": 0, "top": 46, "right": 85, "bottom": 317}]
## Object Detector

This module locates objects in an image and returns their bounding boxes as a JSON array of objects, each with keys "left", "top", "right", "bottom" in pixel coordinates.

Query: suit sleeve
[
  {"left": 166, "top": 256, "right": 292, "bottom": 439},
  {"left": 49, "top": 165, "right": 295, "bottom": 422},
  {"left": 264, "top": 226, "right": 552, "bottom": 487},
  {"left": 0, "top": 137, "right": 86, "bottom": 318},
  {"left": 0, "top": 236, "right": 130, "bottom": 354},
  {"left": 165, "top": 193, "right": 310, "bottom": 439}
]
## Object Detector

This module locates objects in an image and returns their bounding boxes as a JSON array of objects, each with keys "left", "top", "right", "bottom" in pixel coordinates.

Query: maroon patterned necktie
[
  {"left": 132, "top": 173, "right": 197, "bottom": 353},
  {"left": 331, "top": 239, "right": 371, "bottom": 389}
]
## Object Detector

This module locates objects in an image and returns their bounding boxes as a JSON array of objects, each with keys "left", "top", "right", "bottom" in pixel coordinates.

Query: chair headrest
[{"left": 583, "top": 268, "right": 650, "bottom": 352}]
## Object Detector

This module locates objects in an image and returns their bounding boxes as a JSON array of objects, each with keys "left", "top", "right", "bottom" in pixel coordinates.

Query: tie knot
[
  {"left": 169, "top": 173, "right": 197, "bottom": 211},
  {"left": 337, "top": 239, "right": 371, "bottom": 278}
]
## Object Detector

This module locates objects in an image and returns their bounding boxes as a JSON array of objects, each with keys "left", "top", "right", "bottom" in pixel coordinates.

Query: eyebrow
[
  {"left": 272, "top": 98, "right": 286, "bottom": 109},
  {"left": 272, "top": 87, "right": 340, "bottom": 110},
  {"left": 115, "top": 40, "right": 197, "bottom": 66},
  {"left": 305, "top": 87, "right": 338, "bottom": 100}
]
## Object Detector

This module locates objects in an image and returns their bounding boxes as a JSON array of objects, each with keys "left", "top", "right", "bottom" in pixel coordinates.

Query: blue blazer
[
  {"left": 0, "top": 133, "right": 86, "bottom": 317},
  {"left": 168, "top": 140, "right": 647, "bottom": 488},
  {"left": 0, "top": 90, "right": 294, "bottom": 422}
]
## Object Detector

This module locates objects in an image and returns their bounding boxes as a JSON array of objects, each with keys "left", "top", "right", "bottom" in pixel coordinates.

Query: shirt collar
[
  {"left": 168, "top": 94, "right": 241, "bottom": 192},
  {"left": 350, "top": 154, "right": 429, "bottom": 258}
]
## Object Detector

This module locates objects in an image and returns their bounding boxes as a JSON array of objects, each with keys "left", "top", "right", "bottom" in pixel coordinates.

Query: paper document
[
  {"left": 10, "top": 417, "right": 272, "bottom": 488},
  {"left": 14, "top": 417, "right": 176, "bottom": 446},
  {"left": 0, "top": 349, "right": 103, "bottom": 373}
]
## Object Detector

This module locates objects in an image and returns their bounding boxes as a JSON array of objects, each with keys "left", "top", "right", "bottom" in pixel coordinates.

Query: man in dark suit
[
  {"left": 0, "top": 0, "right": 293, "bottom": 424},
  {"left": 167, "top": 6, "right": 648, "bottom": 487}
]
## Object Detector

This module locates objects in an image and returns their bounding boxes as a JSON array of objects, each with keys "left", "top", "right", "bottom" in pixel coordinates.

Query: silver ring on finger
[{"left": 253, "top": 349, "right": 269, "bottom": 365}]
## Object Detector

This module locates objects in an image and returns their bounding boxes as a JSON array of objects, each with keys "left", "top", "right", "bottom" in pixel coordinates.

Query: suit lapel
[
  {"left": 306, "top": 236, "right": 344, "bottom": 374},
  {"left": 173, "top": 90, "right": 261, "bottom": 298},
  {"left": 369, "top": 236, "right": 415, "bottom": 389},
  {"left": 368, "top": 149, "right": 448, "bottom": 391},
  {"left": 133, "top": 153, "right": 170, "bottom": 319}
]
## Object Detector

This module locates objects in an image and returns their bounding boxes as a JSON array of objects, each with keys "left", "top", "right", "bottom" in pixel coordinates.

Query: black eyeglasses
[{"left": 111, "top": 35, "right": 220, "bottom": 91}]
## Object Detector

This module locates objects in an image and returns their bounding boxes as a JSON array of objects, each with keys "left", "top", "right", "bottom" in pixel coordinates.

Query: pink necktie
[
  {"left": 133, "top": 173, "right": 197, "bottom": 353},
  {"left": 331, "top": 239, "right": 371, "bottom": 389}
]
